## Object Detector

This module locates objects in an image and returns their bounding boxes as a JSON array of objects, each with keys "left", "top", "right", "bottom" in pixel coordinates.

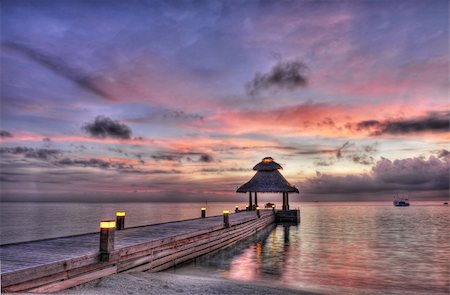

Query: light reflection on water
[{"left": 172, "top": 202, "right": 450, "bottom": 295}]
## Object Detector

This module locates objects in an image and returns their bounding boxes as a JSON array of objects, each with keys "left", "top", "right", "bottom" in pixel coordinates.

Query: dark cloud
[
  {"left": 0, "top": 130, "right": 13, "bottom": 138},
  {"left": 304, "top": 155, "right": 449, "bottom": 194},
  {"left": 354, "top": 112, "right": 450, "bottom": 135},
  {"left": 336, "top": 141, "right": 351, "bottom": 158},
  {"left": 199, "top": 153, "right": 213, "bottom": 163},
  {"left": 83, "top": 116, "right": 132, "bottom": 139},
  {"left": 349, "top": 154, "right": 374, "bottom": 165},
  {"left": 2, "top": 42, "right": 116, "bottom": 101},
  {"left": 57, "top": 158, "right": 133, "bottom": 170},
  {"left": 152, "top": 152, "right": 214, "bottom": 163},
  {"left": 127, "top": 110, "right": 204, "bottom": 124},
  {"left": 437, "top": 149, "right": 449, "bottom": 159},
  {"left": 0, "top": 146, "right": 61, "bottom": 160},
  {"left": 200, "top": 167, "right": 248, "bottom": 174},
  {"left": 120, "top": 169, "right": 182, "bottom": 175},
  {"left": 246, "top": 60, "right": 308, "bottom": 95}
]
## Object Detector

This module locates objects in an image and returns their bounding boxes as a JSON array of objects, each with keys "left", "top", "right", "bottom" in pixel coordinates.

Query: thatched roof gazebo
[{"left": 237, "top": 157, "right": 299, "bottom": 211}]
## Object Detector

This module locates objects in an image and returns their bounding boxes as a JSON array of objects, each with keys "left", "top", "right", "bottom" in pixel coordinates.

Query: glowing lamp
[
  {"left": 223, "top": 210, "right": 230, "bottom": 214},
  {"left": 116, "top": 211, "right": 125, "bottom": 217},
  {"left": 100, "top": 221, "right": 116, "bottom": 229},
  {"left": 262, "top": 157, "right": 273, "bottom": 163}
]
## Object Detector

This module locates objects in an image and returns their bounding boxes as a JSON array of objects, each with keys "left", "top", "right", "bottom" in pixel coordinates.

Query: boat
[
  {"left": 393, "top": 198, "right": 410, "bottom": 206},
  {"left": 265, "top": 202, "right": 275, "bottom": 208},
  {"left": 444, "top": 202, "right": 448, "bottom": 205}
]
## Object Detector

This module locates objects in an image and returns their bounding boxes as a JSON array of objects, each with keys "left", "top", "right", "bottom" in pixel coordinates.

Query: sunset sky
[{"left": 1, "top": 0, "right": 448, "bottom": 202}]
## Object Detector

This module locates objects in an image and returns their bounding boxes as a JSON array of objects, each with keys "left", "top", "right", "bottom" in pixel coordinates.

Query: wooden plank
[
  {"left": 27, "top": 266, "right": 117, "bottom": 293},
  {"left": 2, "top": 272, "right": 68, "bottom": 293}
]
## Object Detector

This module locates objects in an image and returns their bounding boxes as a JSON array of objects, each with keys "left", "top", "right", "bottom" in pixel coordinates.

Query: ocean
[{"left": 1, "top": 201, "right": 449, "bottom": 294}]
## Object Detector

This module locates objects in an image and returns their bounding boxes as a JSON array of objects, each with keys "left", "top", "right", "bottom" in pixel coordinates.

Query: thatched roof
[
  {"left": 237, "top": 157, "right": 299, "bottom": 193},
  {"left": 253, "top": 157, "right": 282, "bottom": 171}
]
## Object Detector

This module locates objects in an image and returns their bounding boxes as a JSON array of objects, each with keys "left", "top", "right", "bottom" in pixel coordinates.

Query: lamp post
[
  {"left": 99, "top": 220, "right": 115, "bottom": 261},
  {"left": 116, "top": 212, "right": 125, "bottom": 230},
  {"left": 223, "top": 210, "right": 230, "bottom": 228}
]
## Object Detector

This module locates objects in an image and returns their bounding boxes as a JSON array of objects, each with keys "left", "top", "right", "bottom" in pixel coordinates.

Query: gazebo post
[
  {"left": 282, "top": 192, "right": 287, "bottom": 210},
  {"left": 286, "top": 193, "right": 290, "bottom": 210},
  {"left": 254, "top": 192, "right": 258, "bottom": 208},
  {"left": 248, "top": 192, "right": 253, "bottom": 211}
]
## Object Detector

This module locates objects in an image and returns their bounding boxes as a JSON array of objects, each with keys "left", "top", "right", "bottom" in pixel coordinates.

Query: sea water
[
  {"left": 173, "top": 201, "right": 450, "bottom": 295},
  {"left": 1, "top": 201, "right": 449, "bottom": 294}
]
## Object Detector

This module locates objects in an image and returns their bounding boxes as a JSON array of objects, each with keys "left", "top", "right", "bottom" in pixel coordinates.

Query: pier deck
[{"left": 1, "top": 210, "right": 274, "bottom": 293}]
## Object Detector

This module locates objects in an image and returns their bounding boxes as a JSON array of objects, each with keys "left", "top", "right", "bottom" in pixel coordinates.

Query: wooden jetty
[{"left": 1, "top": 210, "right": 275, "bottom": 293}]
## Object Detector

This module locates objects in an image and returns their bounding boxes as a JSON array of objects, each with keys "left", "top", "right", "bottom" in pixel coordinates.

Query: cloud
[
  {"left": 151, "top": 151, "right": 214, "bottom": 163},
  {"left": 57, "top": 158, "right": 128, "bottom": 170},
  {"left": 372, "top": 156, "right": 448, "bottom": 186},
  {"left": 82, "top": 116, "right": 132, "bottom": 139},
  {"left": 349, "top": 154, "right": 374, "bottom": 165},
  {"left": 2, "top": 42, "right": 116, "bottom": 101},
  {"left": 0, "top": 146, "right": 61, "bottom": 160},
  {"left": 336, "top": 141, "right": 351, "bottom": 158},
  {"left": 199, "top": 153, "right": 213, "bottom": 163},
  {"left": 0, "top": 130, "right": 13, "bottom": 138},
  {"left": 355, "top": 112, "right": 450, "bottom": 135},
  {"left": 314, "top": 159, "right": 334, "bottom": 166},
  {"left": 437, "top": 149, "right": 449, "bottom": 159},
  {"left": 304, "top": 155, "right": 449, "bottom": 194},
  {"left": 246, "top": 60, "right": 308, "bottom": 95}
]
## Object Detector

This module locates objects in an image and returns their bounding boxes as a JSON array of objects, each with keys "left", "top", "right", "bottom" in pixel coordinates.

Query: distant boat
[
  {"left": 444, "top": 202, "right": 448, "bottom": 205},
  {"left": 265, "top": 202, "right": 275, "bottom": 208},
  {"left": 393, "top": 198, "right": 410, "bottom": 207}
]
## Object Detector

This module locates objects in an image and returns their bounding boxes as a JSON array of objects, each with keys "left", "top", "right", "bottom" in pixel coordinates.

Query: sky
[{"left": 0, "top": 0, "right": 449, "bottom": 202}]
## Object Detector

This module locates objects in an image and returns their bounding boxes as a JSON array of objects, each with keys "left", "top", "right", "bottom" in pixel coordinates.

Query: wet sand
[{"left": 49, "top": 272, "right": 321, "bottom": 295}]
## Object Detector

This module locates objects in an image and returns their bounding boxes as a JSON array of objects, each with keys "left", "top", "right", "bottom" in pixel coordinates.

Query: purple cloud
[{"left": 304, "top": 155, "right": 449, "bottom": 194}]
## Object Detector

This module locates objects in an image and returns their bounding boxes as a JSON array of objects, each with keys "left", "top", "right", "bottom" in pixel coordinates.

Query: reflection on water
[{"left": 173, "top": 202, "right": 450, "bottom": 295}]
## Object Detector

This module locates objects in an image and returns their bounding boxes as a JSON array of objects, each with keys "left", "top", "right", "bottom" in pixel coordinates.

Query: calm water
[
  {"left": 1, "top": 201, "right": 449, "bottom": 294},
  {"left": 172, "top": 202, "right": 450, "bottom": 295}
]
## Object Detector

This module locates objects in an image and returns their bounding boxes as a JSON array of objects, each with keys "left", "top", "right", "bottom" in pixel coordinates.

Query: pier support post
[
  {"left": 248, "top": 192, "right": 253, "bottom": 211},
  {"left": 256, "top": 206, "right": 260, "bottom": 218},
  {"left": 201, "top": 208, "right": 206, "bottom": 218},
  {"left": 223, "top": 210, "right": 230, "bottom": 228},
  {"left": 254, "top": 192, "right": 258, "bottom": 208},
  {"left": 99, "top": 220, "right": 115, "bottom": 261},
  {"left": 116, "top": 212, "right": 125, "bottom": 230}
]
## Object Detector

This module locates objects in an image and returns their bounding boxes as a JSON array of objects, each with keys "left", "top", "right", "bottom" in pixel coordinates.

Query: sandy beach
[{"left": 47, "top": 272, "right": 320, "bottom": 295}]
